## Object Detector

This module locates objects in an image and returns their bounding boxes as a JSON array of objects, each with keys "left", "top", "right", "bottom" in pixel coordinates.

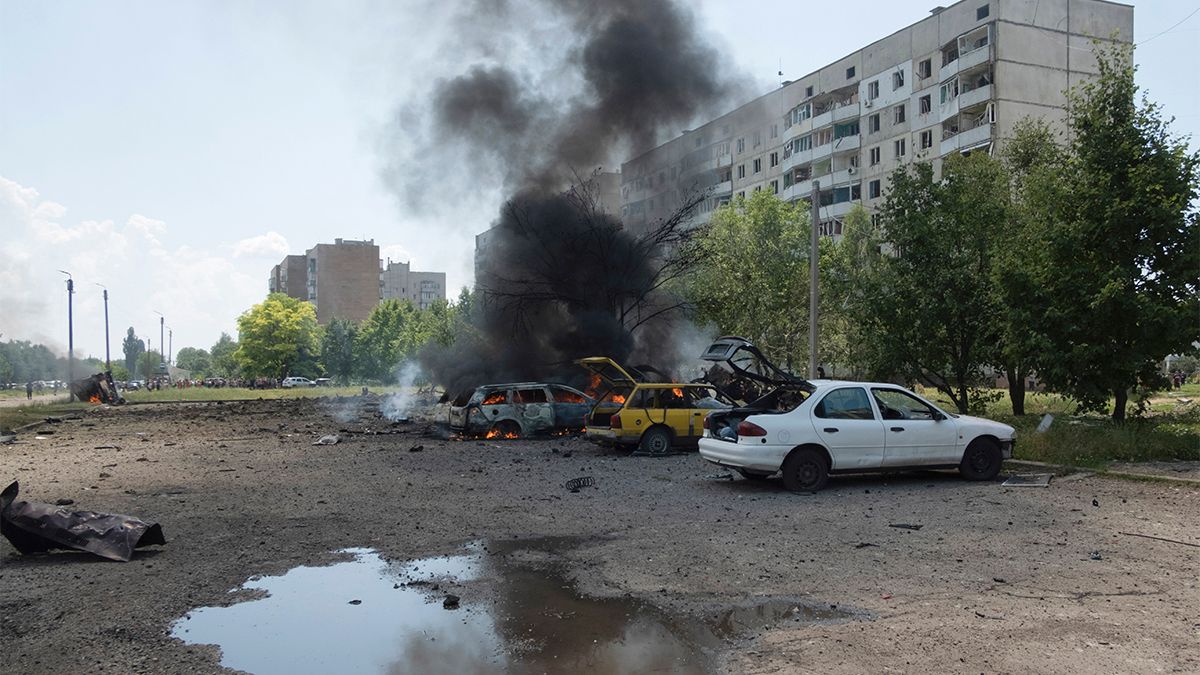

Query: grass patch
[
  {"left": 0, "top": 401, "right": 93, "bottom": 432},
  {"left": 119, "top": 385, "right": 399, "bottom": 404}
]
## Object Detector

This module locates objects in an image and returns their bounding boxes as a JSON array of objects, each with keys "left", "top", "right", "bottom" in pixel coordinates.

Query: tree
[
  {"left": 867, "top": 154, "right": 1010, "bottom": 413},
  {"left": 234, "top": 294, "right": 321, "bottom": 379},
  {"left": 175, "top": 347, "right": 212, "bottom": 378},
  {"left": 1032, "top": 43, "right": 1199, "bottom": 421},
  {"left": 685, "top": 190, "right": 813, "bottom": 368},
  {"left": 209, "top": 333, "right": 240, "bottom": 378},
  {"left": 823, "top": 205, "right": 886, "bottom": 378},
  {"left": 320, "top": 318, "right": 357, "bottom": 385},
  {"left": 137, "top": 350, "right": 164, "bottom": 382},
  {"left": 122, "top": 327, "right": 145, "bottom": 374},
  {"left": 355, "top": 299, "right": 416, "bottom": 381}
]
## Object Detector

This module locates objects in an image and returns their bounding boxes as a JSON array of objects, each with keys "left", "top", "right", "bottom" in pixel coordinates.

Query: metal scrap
[{"left": 564, "top": 476, "right": 595, "bottom": 492}]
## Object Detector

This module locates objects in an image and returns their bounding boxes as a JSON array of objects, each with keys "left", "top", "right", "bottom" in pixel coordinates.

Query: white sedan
[{"left": 698, "top": 380, "right": 1016, "bottom": 492}]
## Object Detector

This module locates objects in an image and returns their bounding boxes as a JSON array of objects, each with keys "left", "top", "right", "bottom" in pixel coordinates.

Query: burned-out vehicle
[
  {"left": 448, "top": 382, "right": 594, "bottom": 438},
  {"left": 577, "top": 357, "right": 734, "bottom": 455},
  {"left": 69, "top": 371, "right": 124, "bottom": 405}
]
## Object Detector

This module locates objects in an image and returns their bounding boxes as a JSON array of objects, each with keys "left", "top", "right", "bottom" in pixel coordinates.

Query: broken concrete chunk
[{"left": 313, "top": 434, "right": 340, "bottom": 446}]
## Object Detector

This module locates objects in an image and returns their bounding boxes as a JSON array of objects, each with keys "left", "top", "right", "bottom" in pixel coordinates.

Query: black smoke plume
[{"left": 397, "top": 0, "right": 742, "bottom": 394}]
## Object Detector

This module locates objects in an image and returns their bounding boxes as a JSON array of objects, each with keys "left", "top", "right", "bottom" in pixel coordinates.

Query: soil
[{"left": 2, "top": 396, "right": 1197, "bottom": 674}]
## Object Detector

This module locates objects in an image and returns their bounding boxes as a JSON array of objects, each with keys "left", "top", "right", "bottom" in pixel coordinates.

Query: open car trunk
[{"left": 698, "top": 336, "right": 815, "bottom": 441}]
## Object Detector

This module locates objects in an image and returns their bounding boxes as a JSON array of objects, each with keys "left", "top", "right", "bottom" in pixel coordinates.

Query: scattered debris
[
  {"left": 564, "top": 476, "right": 595, "bottom": 493},
  {"left": 993, "top": 577, "right": 1006, "bottom": 583},
  {"left": 93, "top": 445, "right": 120, "bottom": 450},
  {"left": 855, "top": 542, "right": 878, "bottom": 549},
  {"left": 313, "top": 434, "right": 340, "bottom": 446},
  {"left": 888, "top": 523, "right": 923, "bottom": 531},
  {"left": 705, "top": 473, "right": 735, "bottom": 481},
  {"left": 0, "top": 481, "right": 165, "bottom": 562},
  {"left": 54, "top": 498, "right": 75, "bottom": 506},
  {"left": 974, "top": 610, "right": 1004, "bottom": 620},
  {"left": 1118, "top": 531, "right": 1200, "bottom": 548},
  {"left": 443, "top": 594, "right": 460, "bottom": 610},
  {"left": 1089, "top": 550, "right": 1103, "bottom": 561},
  {"left": 1092, "top": 498, "right": 1100, "bottom": 507},
  {"left": 408, "top": 445, "right": 424, "bottom": 453},
  {"left": 1002, "top": 474, "right": 1053, "bottom": 487},
  {"left": 880, "top": 593, "right": 892, "bottom": 600},
  {"left": 1035, "top": 414, "right": 1054, "bottom": 433},
  {"left": 0, "top": 434, "right": 15, "bottom": 445}
]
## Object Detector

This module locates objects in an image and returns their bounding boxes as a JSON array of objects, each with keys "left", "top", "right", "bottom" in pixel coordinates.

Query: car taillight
[
  {"left": 737, "top": 420, "right": 768, "bottom": 437},
  {"left": 610, "top": 413, "right": 622, "bottom": 429}
]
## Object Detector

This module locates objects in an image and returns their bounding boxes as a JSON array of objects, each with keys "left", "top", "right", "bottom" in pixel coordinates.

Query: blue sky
[{"left": 1, "top": 0, "right": 1196, "bottom": 358}]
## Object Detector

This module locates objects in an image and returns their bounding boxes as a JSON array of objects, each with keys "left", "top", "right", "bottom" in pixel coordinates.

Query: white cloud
[{"left": 232, "top": 231, "right": 290, "bottom": 259}]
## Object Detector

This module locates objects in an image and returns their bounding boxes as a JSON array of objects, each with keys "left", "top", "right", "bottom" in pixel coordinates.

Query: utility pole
[
  {"left": 96, "top": 284, "right": 110, "bottom": 371},
  {"left": 58, "top": 270, "right": 74, "bottom": 399},
  {"left": 808, "top": 181, "right": 820, "bottom": 380},
  {"left": 167, "top": 327, "right": 173, "bottom": 366}
]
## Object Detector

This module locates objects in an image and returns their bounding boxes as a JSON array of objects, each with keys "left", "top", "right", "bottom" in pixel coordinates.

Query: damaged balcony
[
  {"left": 939, "top": 24, "right": 992, "bottom": 82},
  {"left": 941, "top": 102, "right": 994, "bottom": 155}
]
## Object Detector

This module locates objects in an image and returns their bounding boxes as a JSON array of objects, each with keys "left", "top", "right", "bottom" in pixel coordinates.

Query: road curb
[{"left": 1005, "top": 458, "right": 1200, "bottom": 486}]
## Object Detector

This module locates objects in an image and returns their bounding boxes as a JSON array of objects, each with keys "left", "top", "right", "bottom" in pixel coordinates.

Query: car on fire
[
  {"left": 577, "top": 357, "right": 734, "bottom": 455},
  {"left": 695, "top": 338, "right": 1016, "bottom": 491},
  {"left": 448, "top": 382, "right": 595, "bottom": 438}
]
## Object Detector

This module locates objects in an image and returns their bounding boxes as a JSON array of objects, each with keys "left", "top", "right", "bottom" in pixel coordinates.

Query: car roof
[{"left": 810, "top": 379, "right": 910, "bottom": 389}]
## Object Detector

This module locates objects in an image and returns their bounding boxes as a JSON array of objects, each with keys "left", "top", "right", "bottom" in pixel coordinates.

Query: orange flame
[
  {"left": 482, "top": 392, "right": 506, "bottom": 405},
  {"left": 611, "top": 394, "right": 626, "bottom": 404},
  {"left": 485, "top": 428, "right": 520, "bottom": 439},
  {"left": 88, "top": 395, "right": 102, "bottom": 404},
  {"left": 671, "top": 388, "right": 684, "bottom": 397}
]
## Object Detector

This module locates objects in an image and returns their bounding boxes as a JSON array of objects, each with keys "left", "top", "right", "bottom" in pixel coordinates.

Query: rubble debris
[
  {"left": 0, "top": 434, "right": 15, "bottom": 445},
  {"left": 1002, "top": 474, "right": 1053, "bottom": 487},
  {"left": 888, "top": 523, "right": 923, "bottom": 531},
  {"left": 54, "top": 498, "right": 75, "bottom": 506},
  {"left": 442, "top": 594, "right": 460, "bottom": 610},
  {"left": 1118, "top": 531, "right": 1200, "bottom": 548},
  {"left": 854, "top": 542, "right": 878, "bottom": 549},
  {"left": 0, "top": 481, "right": 165, "bottom": 562},
  {"left": 313, "top": 434, "right": 340, "bottom": 446},
  {"left": 408, "top": 445, "right": 424, "bottom": 453},
  {"left": 564, "top": 476, "right": 595, "bottom": 493},
  {"left": 1089, "top": 551, "right": 1103, "bottom": 560},
  {"left": 1036, "top": 414, "right": 1054, "bottom": 433},
  {"left": 705, "top": 473, "right": 735, "bottom": 481}
]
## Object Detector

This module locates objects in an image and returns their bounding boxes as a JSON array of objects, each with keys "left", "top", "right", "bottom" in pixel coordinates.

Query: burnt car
[{"left": 449, "top": 382, "right": 594, "bottom": 438}]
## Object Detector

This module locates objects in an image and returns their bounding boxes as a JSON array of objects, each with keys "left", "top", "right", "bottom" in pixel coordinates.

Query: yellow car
[{"left": 577, "top": 357, "right": 733, "bottom": 455}]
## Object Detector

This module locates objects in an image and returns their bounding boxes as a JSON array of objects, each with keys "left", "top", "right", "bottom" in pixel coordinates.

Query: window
[
  {"left": 867, "top": 80, "right": 879, "bottom": 100},
  {"left": 920, "top": 129, "right": 933, "bottom": 149},
  {"left": 846, "top": 66, "right": 856, "bottom": 79},
  {"left": 893, "top": 70, "right": 905, "bottom": 90},
  {"left": 919, "top": 94, "right": 932, "bottom": 114},
  {"left": 894, "top": 104, "right": 906, "bottom": 124},
  {"left": 551, "top": 387, "right": 587, "bottom": 404},
  {"left": 796, "top": 135, "right": 812, "bottom": 152},
  {"left": 834, "top": 121, "right": 859, "bottom": 139},
  {"left": 769, "top": 151, "right": 779, "bottom": 167},
  {"left": 894, "top": 138, "right": 906, "bottom": 158},
  {"left": 737, "top": 191, "right": 745, "bottom": 199},
  {"left": 814, "top": 128, "right": 833, "bottom": 146},
  {"left": 872, "top": 388, "right": 940, "bottom": 420},
  {"left": 736, "top": 164, "right": 745, "bottom": 179},
  {"left": 869, "top": 146, "right": 881, "bottom": 165},
  {"left": 753, "top": 185, "right": 762, "bottom": 192},
  {"left": 805, "top": 85, "right": 814, "bottom": 97},
  {"left": 770, "top": 124, "right": 779, "bottom": 139},
  {"left": 770, "top": 180, "right": 779, "bottom": 195},
  {"left": 868, "top": 114, "right": 880, "bottom": 134},
  {"left": 514, "top": 388, "right": 547, "bottom": 404},
  {"left": 784, "top": 171, "right": 793, "bottom": 188},
  {"left": 977, "top": 4, "right": 989, "bottom": 20},
  {"left": 918, "top": 58, "right": 932, "bottom": 79},
  {"left": 867, "top": 180, "right": 880, "bottom": 199},
  {"left": 753, "top": 131, "right": 762, "bottom": 148},
  {"left": 737, "top": 138, "right": 745, "bottom": 154},
  {"left": 753, "top": 158, "right": 762, "bottom": 173},
  {"left": 940, "top": 78, "right": 959, "bottom": 104},
  {"left": 815, "top": 387, "right": 875, "bottom": 420}
]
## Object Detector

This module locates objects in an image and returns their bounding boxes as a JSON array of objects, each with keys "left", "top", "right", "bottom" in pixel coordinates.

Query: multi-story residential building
[
  {"left": 268, "top": 254, "right": 308, "bottom": 301},
  {"left": 268, "top": 239, "right": 448, "bottom": 322},
  {"left": 380, "top": 260, "right": 448, "bottom": 310},
  {"left": 620, "top": 0, "right": 1133, "bottom": 238}
]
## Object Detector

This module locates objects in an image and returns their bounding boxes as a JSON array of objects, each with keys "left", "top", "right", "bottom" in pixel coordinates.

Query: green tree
[
  {"left": 234, "top": 294, "right": 321, "bottom": 379},
  {"left": 685, "top": 190, "right": 813, "bottom": 368},
  {"left": 868, "top": 154, "right": 1010, "bottom": 413},
  {"left": 138, "top": 350, "right": 164, "bottom": 382},
  {"left": 209, "top": 333, "right": 240, "bottom": 378},
  {"left": 355, "top": 299, "right": 416, "bottom": 381},
  {"left": 320, "top": 318, "right": 358, "bottom": 385},
  {"left": 823, "top": 205, "right": 886, "bottom": 378},
  {"left": 1033, "top": 43, "right": 1199, "bottom": 421},
  {"left": 110, "top": 363, "right": 130, "bottom": 382},
  {"left": 122, "top": 327, "right": 145, "bottom": 374},
  {"left": 175, "top": 347, "right": 212, "bottom": 377}
]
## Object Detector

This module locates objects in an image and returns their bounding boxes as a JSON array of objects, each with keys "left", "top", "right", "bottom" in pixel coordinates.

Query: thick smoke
[{"left": 392, "top": 0, "right": 742, "bottom": 394}]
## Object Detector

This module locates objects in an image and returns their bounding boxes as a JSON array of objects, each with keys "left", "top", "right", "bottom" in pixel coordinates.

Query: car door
[
  {"left": 871, "top": 387, "right": 959, "bottom": 466},
  {"left": 549, "top": 385, "right": 591, "bottom": 429},
  {"left": 655, "top": 386, "right": 697, "bottom": 444},
  {"left": 809, "top": 386, "right": 885, "bottom": 470},
  {"left": 514, "top": 387, "right": 554, "bottom": 433}
]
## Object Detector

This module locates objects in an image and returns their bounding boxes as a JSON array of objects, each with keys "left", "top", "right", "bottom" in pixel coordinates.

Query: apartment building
[
  {"left": 619, "top": 0, "right": 1133, "bottom": 238},
  {"left": 380, "top": 260, "right": 448, "bottom": 310},
  {"left": 269, "top": 239, "right": 448, "bottom": 323}
]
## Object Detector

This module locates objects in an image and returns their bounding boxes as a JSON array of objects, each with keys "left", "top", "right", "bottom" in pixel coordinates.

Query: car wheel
[
  {"left": 781, "top": 448, "right": 829, "bottom": 492},
  {"left": 637, "top": 426, "right": 672, "bottom": 456},
  {"left": 738, "top": 469, "right": 772, "bottom": 481},
  {"left": 959, "top": 438, "right": 1002, "bottom": 481},
  {"left": 491, "top": 420, "right": 522, "bottom": 439}
]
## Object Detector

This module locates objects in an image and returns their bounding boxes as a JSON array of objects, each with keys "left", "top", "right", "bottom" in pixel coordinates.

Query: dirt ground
[{"left": 1, "top": 397, "right": 1197, "bottom": 674}]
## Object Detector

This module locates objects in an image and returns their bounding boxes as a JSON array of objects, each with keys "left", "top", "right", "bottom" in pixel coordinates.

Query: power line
[{"left": 1138, "top": 6, "right": 1200, "bottom": 46}]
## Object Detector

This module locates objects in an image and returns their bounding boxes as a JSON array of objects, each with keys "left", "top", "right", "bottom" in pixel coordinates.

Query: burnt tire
[
  {"left": 959, "top": 438, "right": 1002, "bottom": 481},
  {"left": 491, "top": 420, "right": 522, "bottom": 439},
  {"left": 781, "top": 448, "right": 829, "bottom": 493},
  {"left": 738, "top": 469, "right": 772, "bottom": 481},
  {"left": 638, "top": 426, "right": 672, "bottom": 456}
]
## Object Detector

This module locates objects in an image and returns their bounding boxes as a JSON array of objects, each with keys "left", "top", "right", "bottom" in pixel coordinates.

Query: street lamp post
[
  {"left": 95, "top": 283, "right": 110, "bottom": 371},
  {"left": 58, "top": 270, "right": 74, "bottom": 400},
  {"left": 153, "top": 310, "right": 165, "bottom": 372},
  {"left": 167, "top": 327, "right": 173, "bottom": 367}
]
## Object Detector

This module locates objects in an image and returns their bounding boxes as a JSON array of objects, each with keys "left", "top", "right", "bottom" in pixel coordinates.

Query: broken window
[
  {"left": 940, "top": 77, "right": 959, "bottom": 104},
  {"left": 894, "top": 104, "right": 906, "bottom": 124},
  {"left": 867, "top": 80, "right": 879, "bottom": 100},
  {"left": 814, "top": 128, "right": 833, "bottom": 146},
  {"left": 846, "top": 66, "right": 856, "bottom": 79},
  {"left": 920, "top": 129, "right": 933, "bottom": 149},
  {"left": 753, "top": 131, "right": 762, "bottom": 148},
  {"left": 551, "top": 387, "right": 586, "bottom": 404},
  {"left": 805, "top": 85, "right": 814, "bottom": 97},
  {"left": 736, "top": 138, "right": 745, "bottom": 154},
  {"left": 894, "top": 138, "right": 906, "bottom": 158},
  {"left": 893, "top": 70, "right": 904, "bottom": 90},
  {"left": 868, "top": 114, "right": 880, "bottom": 134},
  {"left": 797, "top": 135, "right": 812, "bottom": 152},
  {"left": 482, "top": 391, "right": 508, "bottom": 405},
  {"left": 869, "top": 146, "right": 881, "bottom": 165},
  {"left": 918, "top": 58, "right": 932, "bottom": 79},
  {"left": 834, "top": 121, "right": 859, "bottom": 139},
  {"left": 920, "top": 95, "right": 932, "bottom": 114}
]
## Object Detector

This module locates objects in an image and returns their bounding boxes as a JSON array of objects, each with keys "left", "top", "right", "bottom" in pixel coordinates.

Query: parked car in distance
[
  {"left": 281, "top": 377, "right": 316, "bottom": 388},
  {"left": 699, "top": 380, "right": 1016, "bottom": 491},
  {"left": 449, "top": 383, "right": 594, "bottom": 438},
  {"left": 578, "top": 357, "right": 734, "bottom": 455},
  {"left": 314, "top": 378, "right": 332, "bottom": 387}
]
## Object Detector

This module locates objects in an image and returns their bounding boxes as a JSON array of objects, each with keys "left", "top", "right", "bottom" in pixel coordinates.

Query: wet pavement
[{"left": 172, "top": 539, "right": 856, "bottom": 674}]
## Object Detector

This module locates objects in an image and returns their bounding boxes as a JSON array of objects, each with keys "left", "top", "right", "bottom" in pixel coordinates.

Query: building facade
[
  {"left": 619, "top": 0, "right": 1133, "bottom": 238},
  {"left": 268, "top": 254, "right": 308, "bottom": 301},
  {"left": 380, "top": 260, "right": 448, "bottom": 310}
]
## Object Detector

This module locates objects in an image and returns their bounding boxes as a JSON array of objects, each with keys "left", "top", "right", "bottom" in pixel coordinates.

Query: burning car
[
  {"left": 69, "top": 372, "right": 124, "bottom": 405},
  {"left": 577, "top": 357, "right": 733, "bottom": 455},
  {"left": 448, "top": 383, "right": 594, "bottom": 438}
]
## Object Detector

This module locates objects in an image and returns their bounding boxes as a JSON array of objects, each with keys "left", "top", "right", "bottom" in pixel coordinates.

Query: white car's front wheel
[{"left": 959, "top": 438, "right": 1002, "bottom": 481}]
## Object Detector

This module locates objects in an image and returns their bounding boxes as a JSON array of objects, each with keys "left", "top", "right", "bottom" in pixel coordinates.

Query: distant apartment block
[
  {"left": 381, "top": 259, "right": 448, "bottom": 310},
  {"left": 268, "top": 238, "right": 447, "bottom": 323},
  {"left": 619, "top": 0, "right": 1133, "bottom": 238}
]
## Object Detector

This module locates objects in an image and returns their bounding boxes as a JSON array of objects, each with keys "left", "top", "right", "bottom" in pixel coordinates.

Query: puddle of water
[{"left": 172, "top": 540, "right": 855, "bottom": 675}]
